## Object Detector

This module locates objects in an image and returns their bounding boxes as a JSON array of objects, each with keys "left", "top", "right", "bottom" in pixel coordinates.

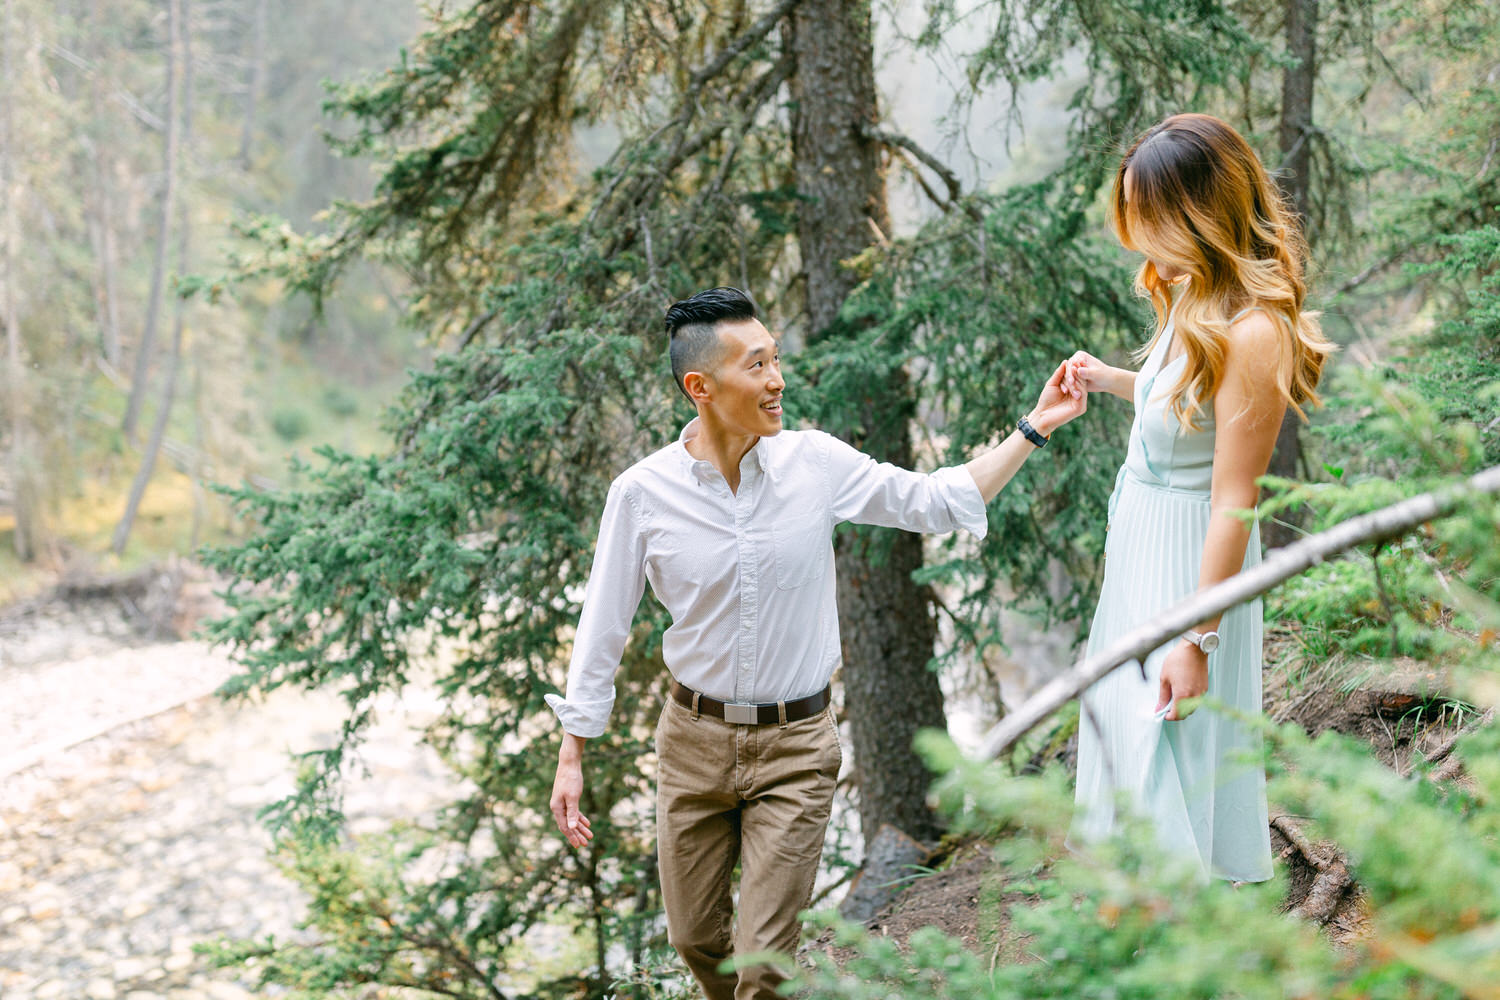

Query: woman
[{"left": 1063, "top": 113, "right": 1335, "bottom": 882}]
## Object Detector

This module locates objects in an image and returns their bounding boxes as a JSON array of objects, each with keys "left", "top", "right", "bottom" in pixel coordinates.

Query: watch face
[{"left": 1199, "top": 632, "right": 1220, "bottom": 654}]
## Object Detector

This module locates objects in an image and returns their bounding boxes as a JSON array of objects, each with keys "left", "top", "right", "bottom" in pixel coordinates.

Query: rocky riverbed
[{"left": 0, "top": 574, "right": 454, "bottom": 1000}]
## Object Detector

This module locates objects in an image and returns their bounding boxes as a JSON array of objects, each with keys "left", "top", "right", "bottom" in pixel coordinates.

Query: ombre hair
[{"left": 1110, "top": 113, "right": 1335, "bottom": 429}]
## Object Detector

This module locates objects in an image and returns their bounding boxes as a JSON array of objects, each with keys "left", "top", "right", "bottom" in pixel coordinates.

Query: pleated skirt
[{"left": 1072, "top": 471, "right": 1273, "bottom": 883}]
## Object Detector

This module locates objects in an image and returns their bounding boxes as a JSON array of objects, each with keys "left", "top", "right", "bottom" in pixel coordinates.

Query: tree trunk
[
  {"left": 1278, "top": 0, "right": 1317, "bottom": 231},
  {"left": 1265, "top": 0, "right": 1319, "bottom": 549},
  {"left": 122, "top": 0, "right": 184, "bottom": 440},
  {"left": 238, "top": 0, "right": 267, "bottom": 169},
  {"left": 115, "top": 0, "right": 191, "bottom": 555},
  {"left": 788, "top": 0, "right": 945, "bottom": 843},
  {"left": 87, "top": 160, "right": 125, "bottom": 369},
  {"left": 85, "top": 0, "right": 123, "bottom": 369},
  {"left": 1, "top": 0, "right": 37, "bottom": 562}
]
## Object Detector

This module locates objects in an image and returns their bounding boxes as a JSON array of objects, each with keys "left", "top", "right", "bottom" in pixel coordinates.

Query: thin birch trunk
[
  {"left": 86, "top": 0, "right": 123, "bottom": 368},
  {"left": 121, "top": 0, "right": 183, "bottom": 439},
  {"left": 114, "top": 0, "right": 192, "bottom": 555},
  {"left": 1, "top": 0, "right": 37, "bottom": 562},
  {"left": 238, "top": 0, "right": 267, "bottom": 168}
]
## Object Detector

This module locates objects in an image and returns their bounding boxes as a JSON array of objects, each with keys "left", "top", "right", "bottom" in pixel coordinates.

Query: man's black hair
[{"left": 665, "top": 286, "right": 759, "bottom": 401}]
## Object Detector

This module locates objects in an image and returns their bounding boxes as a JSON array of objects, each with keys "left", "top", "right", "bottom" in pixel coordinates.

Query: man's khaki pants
[{"left": 655, "top": 695, "right": 842, "bottom": 1000}]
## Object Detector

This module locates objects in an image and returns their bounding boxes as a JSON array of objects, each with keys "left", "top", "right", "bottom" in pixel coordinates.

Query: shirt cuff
[
  {"left": 544, "top": 692, "right": 613, "bottom": 739},
  {"left": 936, "top": 464, "right": 989, "bottom": 540}
]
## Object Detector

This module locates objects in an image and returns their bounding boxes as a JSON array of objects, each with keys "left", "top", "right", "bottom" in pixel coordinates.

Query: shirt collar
[{"left": 677, "top": 418, "right": 771, "bottom": 478}]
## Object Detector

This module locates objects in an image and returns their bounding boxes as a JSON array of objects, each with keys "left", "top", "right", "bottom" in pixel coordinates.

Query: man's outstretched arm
[{"left": 965, "top": 360, "right": 1086, "bottom": 502}]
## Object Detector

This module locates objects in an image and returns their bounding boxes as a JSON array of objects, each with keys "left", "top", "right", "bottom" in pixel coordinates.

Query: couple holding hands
[{"left": 547, "top": 112, "right": 1334, "bottom": 999}]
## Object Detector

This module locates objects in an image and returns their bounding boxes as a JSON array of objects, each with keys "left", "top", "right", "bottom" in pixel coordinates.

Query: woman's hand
[
  {"left": 1028, "top": 360, "right": 1088, "bottom": 436},
  {"left": 1066, "top": 350, "right": 1136, "bottom": 401},
  {"left": 1155, "top": 641, "right": 1209, "bottom": 721}
]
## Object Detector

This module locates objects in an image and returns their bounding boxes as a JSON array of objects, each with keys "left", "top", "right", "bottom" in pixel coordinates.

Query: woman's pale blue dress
[{"left": 1072, "top": 306, "right": 1273, "bottom": 883}]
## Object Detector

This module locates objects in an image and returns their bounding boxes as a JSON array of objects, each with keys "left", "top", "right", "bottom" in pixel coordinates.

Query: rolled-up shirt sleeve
[
  {"left": 823, "top": 433, "right": 988, "bottom": 540},
  {"left": 544, "top": 481, "right": 647, "bottom": 737}
]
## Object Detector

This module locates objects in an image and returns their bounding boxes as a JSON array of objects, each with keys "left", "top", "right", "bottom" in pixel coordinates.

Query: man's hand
[
  {"left": 1065, "top": 350, "right": 1135, "bottom": 401},
  {"left": 550, "top": 733, "right": 594, "bottom": 848},
  {"left": 1029, "top": 360, "right": 1089, "bottom": 437},
  {"left": 1155, "top": 642, "right": 1209, "bottom": 721}
]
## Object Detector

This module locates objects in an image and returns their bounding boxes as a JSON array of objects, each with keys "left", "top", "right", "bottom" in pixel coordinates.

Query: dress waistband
[{"left": 1108, "top": 466, "right": 1211, "bottom": 524}]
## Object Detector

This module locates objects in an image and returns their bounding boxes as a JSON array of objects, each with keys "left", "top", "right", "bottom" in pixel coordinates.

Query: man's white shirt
[{"left": 545, "top": 418, "right": 988, "bottom": 738}]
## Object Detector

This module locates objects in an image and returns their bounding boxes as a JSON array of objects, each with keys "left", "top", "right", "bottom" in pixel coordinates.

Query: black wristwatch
[
  {"left": 1184, "top": 629, "right": 1220, "bottom": 654},
  {"left": 1017, "top": 415, "right": 1049, "bottom": 448}
]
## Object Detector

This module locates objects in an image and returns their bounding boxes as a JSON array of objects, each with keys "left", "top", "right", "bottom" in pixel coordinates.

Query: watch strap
[{"left": 1018, "top": 415, "right": 1049, "bottom": 448}]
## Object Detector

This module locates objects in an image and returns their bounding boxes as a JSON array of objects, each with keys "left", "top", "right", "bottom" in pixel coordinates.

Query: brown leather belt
[{"left": 669, "top": 680, "right": 832, "bottom": 726}]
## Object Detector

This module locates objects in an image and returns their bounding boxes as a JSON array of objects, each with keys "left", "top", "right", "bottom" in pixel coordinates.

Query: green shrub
[{"left": 271, "top": 406, "right": 311, "bottom": 442}]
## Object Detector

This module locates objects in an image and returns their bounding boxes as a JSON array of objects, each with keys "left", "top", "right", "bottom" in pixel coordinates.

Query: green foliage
[
  {"left": 1263, "top": 225, "right": 1500, "bottom": 670},
  {"left": 321, "top": 386, "right": 361, "bottom": 418},
  {"left": 922, "top": 0, "right": 1258, "bottom": 182},
  {"left": 801, "top": 175, "right": 1141, "bottom": 644},
  {"left": 203, "top": 265, "right": 684, "bottom": 993},
  {"left": 0, "top": 0, "right": 422, "bottom": 567},
  {"left": 793, "top": 714, "right": 1500, "bottom": 999},
  {"left": 270, "top": 406, "right": 312, "bottom": 443}
]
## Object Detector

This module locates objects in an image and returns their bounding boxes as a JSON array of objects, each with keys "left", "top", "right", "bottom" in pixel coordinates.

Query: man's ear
[{"left": 683, "top": 371, "right": 712, "bottom": 404}]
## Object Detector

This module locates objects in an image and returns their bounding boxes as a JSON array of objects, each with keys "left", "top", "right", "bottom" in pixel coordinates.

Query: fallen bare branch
[{"left": 977, "top": 464, "right": 1500, "bottom": 759}]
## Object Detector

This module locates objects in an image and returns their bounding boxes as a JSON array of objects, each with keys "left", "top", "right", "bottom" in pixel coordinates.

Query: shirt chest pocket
[{"left": 771, "top": 512, "right": 829, "bottom": 590}]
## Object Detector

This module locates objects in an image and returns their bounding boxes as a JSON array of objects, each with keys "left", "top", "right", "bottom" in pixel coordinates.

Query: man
[{"left": 548, "top": 287, "right": 1085, "bottom": 998}]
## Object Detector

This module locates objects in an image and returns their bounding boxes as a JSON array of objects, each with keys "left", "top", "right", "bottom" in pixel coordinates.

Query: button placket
[{"left": 733, "top": 468, "right": 759, "bottom": 704}]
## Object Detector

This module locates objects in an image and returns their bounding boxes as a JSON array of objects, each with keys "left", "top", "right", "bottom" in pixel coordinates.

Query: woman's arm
[
  {"left": 1156, "top": 311, "right": 1287, "bottom": 720},
  {"left": 1067, "top": 350, "right": 1137, "bottom": 401}
]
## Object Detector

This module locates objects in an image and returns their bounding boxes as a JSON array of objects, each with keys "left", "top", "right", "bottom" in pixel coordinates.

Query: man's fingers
[
  {"left": 566, "top": 806, "right": 593, "bottom": 847},
  {"left": 553, "top": 794, "right": 594, "bottom": 848}
]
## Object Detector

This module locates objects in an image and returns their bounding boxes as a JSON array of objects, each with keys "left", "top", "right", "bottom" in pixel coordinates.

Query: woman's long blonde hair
[{"left": 1110, "top": 113, "right": 1335, "bottom": 429}]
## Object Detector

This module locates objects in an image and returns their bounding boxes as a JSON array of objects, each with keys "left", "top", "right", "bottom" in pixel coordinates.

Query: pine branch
[
  {"left": 687, "top": 0, "right": 801, "bottom": 93},
  {"left": 977, "top": 463, "right": 1500, "bottom": 759}
]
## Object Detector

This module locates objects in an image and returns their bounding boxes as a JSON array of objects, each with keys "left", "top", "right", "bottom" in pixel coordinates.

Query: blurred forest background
[
  {"left": 0, "top": 0, "right": 425, "bottom": 592},
  {"left": 3, "top": 0, "right": 1499, "bottom": 998}
]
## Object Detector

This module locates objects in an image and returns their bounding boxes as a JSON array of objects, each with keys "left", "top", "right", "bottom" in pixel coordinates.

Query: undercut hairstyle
[{"left": 664, "top": 286, "right": 760, "bottom": 401}]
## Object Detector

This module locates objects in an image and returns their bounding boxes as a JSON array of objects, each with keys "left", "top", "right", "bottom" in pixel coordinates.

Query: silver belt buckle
[{"left": 722, "top": 702, "right": 759, "bottom": 725}]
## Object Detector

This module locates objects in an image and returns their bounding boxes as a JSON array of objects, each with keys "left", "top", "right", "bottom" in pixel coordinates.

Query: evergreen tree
[{"left": 201, "top": 1, "right": 1274, "bottom": 993}]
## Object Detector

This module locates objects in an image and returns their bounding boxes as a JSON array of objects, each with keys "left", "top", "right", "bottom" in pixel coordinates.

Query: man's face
[{"left": 698, "top": 318, "right": 785, "bottom": 437}]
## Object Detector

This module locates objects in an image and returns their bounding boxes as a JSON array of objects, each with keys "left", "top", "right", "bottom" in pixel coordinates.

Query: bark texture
[
  {"left": 1266, "top": 0, "right": 1320, "bottom": 549},
  {"left": 788, "top": 0, "right": 945, "bottom": 842}
]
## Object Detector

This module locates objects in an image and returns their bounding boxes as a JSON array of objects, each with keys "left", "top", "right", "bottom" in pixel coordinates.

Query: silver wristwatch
[{"left": 1184, "top": 629, "right": 1220, "bottom": 654}]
